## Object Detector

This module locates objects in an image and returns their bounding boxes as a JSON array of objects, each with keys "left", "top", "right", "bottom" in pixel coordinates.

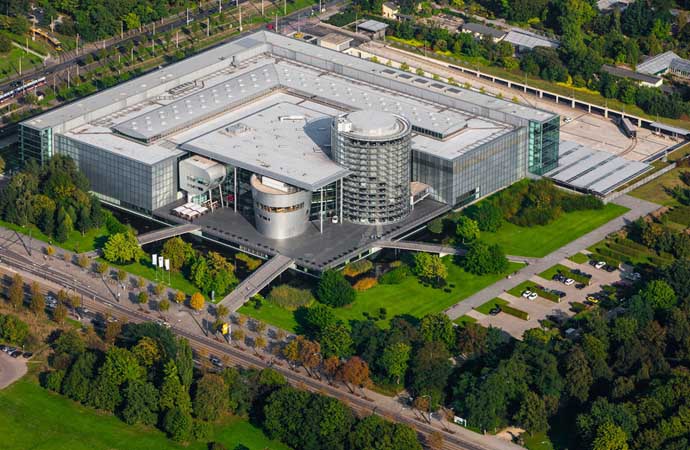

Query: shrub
[
  {"left": 343, "top": 260, "right": 374, "bottom": 278},
  {"left": 561, "top": 194, "right": 604, "bottom": 212},
  {"left": 379, "top": 265, "right": 411, "bottom": 284},
  {"left": 353, "top": 277, "right": 378, "bottom": 291},
  {"left": 267, "top": 285, "right": 314, "bottom": 310},
  {"left": 501, "top": 304, "right": 529, "bottom": 320},
  {"left": 317, "top": 270, "right": 356, "bottom": 307},
  {"left": 532, "top": 287, "right": 560, "bottom": 302},
  {"left": 236, "top": 252, "right": 262, "bottom": 271},
  {"left": 571, "top": 302, "right": 588, "bottom": 313}
]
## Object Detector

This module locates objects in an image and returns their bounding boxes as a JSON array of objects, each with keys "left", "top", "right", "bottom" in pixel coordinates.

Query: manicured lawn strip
[
  {"left": 333, "top": 260, "right": 525, "bottom": 328},
  {"left": 454, "top": 315, "right": 478, "bottom": 325},
  {"left": 238, "top": 301, "right": 300, "bottom": 332},
  {"left": 0, "top": 219, "right": 110, "bottom": 253},
  {"left": 568, "top": 252, "right": 590, "bottom": 264},
  {"left": 0, "top": 378, "right": 287, "bottom": 450},
  {"left": 242, "top": 259, "right": 525, "bottom": 333},
  {"left": 475, "top": 297, "right": 508, "bottom": 315},
  {"left": 477, "top": 204, "right": 629, "bottom": 258},
  {"left": 99, "top": 257, "right": 199, "bottom": 298},
  {"left": 507, "top": 281, "right": 535, "bottom": 299},
  {"left": 629, "top": 166, "right": 687, "bottom": 207},
  {"left": 538, "top": 264, "right": 572, "bottom": 282}
]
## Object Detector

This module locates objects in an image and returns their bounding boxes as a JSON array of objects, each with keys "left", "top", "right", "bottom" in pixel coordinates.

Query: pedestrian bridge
[
  {"left": 375, "top": 240, "right": 466, "bottom": 256},
  {"left": 219, "top": 254, "right": 294, "bottom": 312},
  {"left": 137, "top": 224, "right": 201, "bottom": 246}
]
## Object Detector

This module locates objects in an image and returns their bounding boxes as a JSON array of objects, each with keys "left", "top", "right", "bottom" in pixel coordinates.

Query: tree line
[{"left": 40, "top": 321, "right": 424, "bottom": 449}]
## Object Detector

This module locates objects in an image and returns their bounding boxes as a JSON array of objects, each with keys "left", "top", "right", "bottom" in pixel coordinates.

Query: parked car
[
  {"left": 550, "top": 289, "right": 566, "bottom": 298},
  {"left": 210, "top": 356, "right": 223, "bottom": 368},
  {"left": 528, "top": 292, "right": 538, "bottom": 301},
  {"left": 0, "top": 345, "right": 7, "bottom": 352},
  {"left": 10, "top": 350, "right": 22, "bottom": 358},
  {"left": 604, "top": 265, "right": 616, "bottom": 272},
  {"left": 594, "top": 261, "right": 606, "bottom": 269},
  {"left": 489, "top": 307, "right": 501, "bottom": 316},
  {"left": 575, "top": 283, "right": 586, "bottom": 290},
  {"left": 572, "top": 269, "right": 592, "bottom": 278},
  {"left": 22, "top": 352, "right": 33, "bottom": 359},
  {"left": 552, "top": 274, "right": 566, "bottom": 282},
  {"left": 522, "top": 290, "right": 533, "bottom": 298},
  {"left": 564, "top": 278, "right": 575, "bottom": 286},
  {"left": 586, "top": 295, "right": 600, "bottom": 304}
]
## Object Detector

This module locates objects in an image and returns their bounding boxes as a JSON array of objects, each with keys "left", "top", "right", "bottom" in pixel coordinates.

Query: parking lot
[
  {"left": 468, "top": 255, "right": 629, "bottom": 338},
  {"left": 0, "top": 349, "right": 28, "bottom": 389}
]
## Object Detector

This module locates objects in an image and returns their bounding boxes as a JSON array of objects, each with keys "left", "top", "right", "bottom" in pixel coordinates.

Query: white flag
[
  {"left": 158, "top": 257, "right": 164, "bottom": 268},
  {"left": 164, "top": 259, "right": 170, "bottom": 271},
  {"left": 152, "top": 254, "right": 158, "bottom": 266}
]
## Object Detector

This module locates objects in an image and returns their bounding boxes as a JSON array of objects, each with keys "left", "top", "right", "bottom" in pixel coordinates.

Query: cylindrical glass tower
[{"left": 331, "top": 110, "right": 412, "bottom": 225}]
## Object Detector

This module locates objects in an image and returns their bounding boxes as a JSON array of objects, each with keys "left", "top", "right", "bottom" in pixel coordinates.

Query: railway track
[{"left": 0, "top": 246, "right": 504, "bottom": 450}]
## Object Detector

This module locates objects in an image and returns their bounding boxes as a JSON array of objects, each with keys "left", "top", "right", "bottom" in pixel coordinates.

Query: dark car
[
  {"left": 571, "top": 269, "right": 592, "bottom": 278},
  {"left": 604, "top": 265, "right": 616, "bottom": 272},
  {"left": 550, "top": 290, "right": 567, "bottom": 298},
  {"left": 22, "top": 352, "right": 33, "bottom": 359},
  {"left": 489, "top": 307, "right": 501, "bottom": 316},
  {"left": 210, "top": 356, "right": 223, "bottom": 368},
  {"left": 575, "top": 283, "right": 586, "bottom": 290},
  {"left": 10, "top": 351, "right": 22, "bottom": 358},
  {"left": 0, "top": 345, "right": 7, "bottom": 352},
  {"left": 552, "top": 274, "right": 566, "bottom": 282}
]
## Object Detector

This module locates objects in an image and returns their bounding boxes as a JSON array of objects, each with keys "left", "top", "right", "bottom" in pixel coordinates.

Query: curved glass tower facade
[{"left": 331, "top": 111, "right": 412, "bottom": 225}]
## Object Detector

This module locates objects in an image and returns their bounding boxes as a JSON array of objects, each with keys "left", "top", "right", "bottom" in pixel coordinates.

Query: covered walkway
[
  {"left": 137, "top": 223, "right": 201, "bottom": 246},
  {"left": 219, "top": 254, "right": 294, "bottom": 312}
]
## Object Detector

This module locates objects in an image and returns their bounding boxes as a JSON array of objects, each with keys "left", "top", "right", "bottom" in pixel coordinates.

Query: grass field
[
  {"left": 100, "top": 257, "right": 200, "bottom": 298},
  {"left": 240, "top": 259, "right": 524, "bottom": 332},
  {"left": 475, "top": 297, "right": 509, "bottom": 315},
  {"left": 629, "top": 166, "right": 686, "bottom": 207},
  {"left": 0, "top": 378, "right": 288, "bottom": 450},
  {"left": 567, "top": 253, "right": 590, "bottom": 264},
  {"left": 0, "top": 47, "right": 42, "bottom": 79},
  {"left": 523, "top": 432, "right": 555, "bottom": 450},
  {"left": 538, "top": 264, "right": 572, "bottom": 281},
  {"left": 454, "top": 315, "right": 478, "bottom": 325},
  {"left": 507, "top": 281, "right": 539, "bottom": 299},
  {"left": 479, "top": 204, "right": 629, "bottom": 257},
  {"left": 0, "top": 219, "right": 109, "bottom": 254}
]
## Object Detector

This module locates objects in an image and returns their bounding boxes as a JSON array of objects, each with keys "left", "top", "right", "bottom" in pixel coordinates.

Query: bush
[
  {"left": 561, "top": 194, "right": 604, "bottom": 212},
  {"left": 353, "top": 277, "right": 378, "bottom": 291},
  {"left": 501, "top": 304, "right": 529, "bottom": 320},
  {"left": 379, "top": 265, "right": 411, "bottom": 284},
  {"left": 571, "top": 302, "right": 588, "bottom": 313},
  {"left": 267, "top": 285, "right": 314, "bottom": 310},
  {"left": 466, "top": 202, "right": 503, "bottom": 232},
  {"left": 532, "top": 287, "right": 560, "bottom": 302},
  {"left": 317, "top": 270, "right": 356, "bottom": 307},
  {"left": 343, "top": 260, "right": 374, "bottom": 278},
  {"left": 236, "top": 253, "right": 262, "bottom": 271}
]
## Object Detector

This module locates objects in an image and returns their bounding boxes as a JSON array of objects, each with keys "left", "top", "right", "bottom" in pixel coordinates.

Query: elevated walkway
[
  {"left": 375, "top": 240, "right": 466, "bottom": 256},
  {"left": 219, "top": 254, "right": 294, "bottom": 312},
  {"left": 137, "top": 224, "right": 201, "bottom": 246}
]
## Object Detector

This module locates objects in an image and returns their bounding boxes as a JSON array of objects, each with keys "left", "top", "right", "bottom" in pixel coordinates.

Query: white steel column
[
  {"left": 339, "top": 179, "right": 343, "bottom": 224},
  {"left": 233, "top": 167, "right": 238, "bottom": 212},
  {"left": 320, "top": 187, "right": 324, "bottom": 233}
]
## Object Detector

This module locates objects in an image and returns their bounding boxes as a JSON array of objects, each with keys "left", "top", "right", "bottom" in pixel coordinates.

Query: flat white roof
[{"left": 180, "top": 101, "right": 349, "bottom": 191}]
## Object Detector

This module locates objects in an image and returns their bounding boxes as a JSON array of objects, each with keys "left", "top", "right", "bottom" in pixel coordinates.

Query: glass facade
[
  {"left": 19, "top": 124, "right": 52, "bottom": 165},
  {"left": 55, "top": 135, "right": 178, "bottom": 213},
  {"left": 528, "top": 117, "right": 560, "bottom": 175},
  {"left": 412, "top": 128, "right": 526, "bottom": 207}
]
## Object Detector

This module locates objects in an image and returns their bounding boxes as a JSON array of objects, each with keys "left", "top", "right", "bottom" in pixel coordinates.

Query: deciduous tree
[{"left": 317, "top": 270, "right": 355, "bottom": 307}]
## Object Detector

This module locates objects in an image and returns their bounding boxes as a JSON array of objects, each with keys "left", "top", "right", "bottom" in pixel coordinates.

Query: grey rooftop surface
[
  {"left": 637, "top": 51, "right": 681, "bottom": 75},
  {"left": 462, "top": 23, "right": 507, "bottom": 39},
  {"left": 338, "top": 110, "right": 410, "bottom": 139},
  {"left": 181, "top": 101, "right": 349, "bottom": 191},
  {"left": 358, "top": 19, "right": 388, "bottom": 32},
  {"left": 504, "top": 29, "right": 559, "bottom": 49},
  {"left": 602, "top": 65, "right": 661, "bottom": 84},
  {"left": 545, "top": 141, "right": 650, "bottom": 195}
]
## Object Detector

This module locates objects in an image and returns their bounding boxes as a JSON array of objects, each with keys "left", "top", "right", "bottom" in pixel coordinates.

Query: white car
[
  {"left": 594, "top": 261, "right": 606, "bottom": 269},
  {"left": 527, "top": 292, "right": 538, "bottom": 301},
  {"left": 522, "top": 290, "right": 532, "bottom": 298},
  {"left": 564, "top": 278, "right": 575, "bottom": 286}
]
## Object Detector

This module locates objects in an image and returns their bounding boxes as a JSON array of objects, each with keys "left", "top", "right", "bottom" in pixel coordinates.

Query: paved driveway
[{"left": 0, "top": 352, "right": 27, "bottom": 389}]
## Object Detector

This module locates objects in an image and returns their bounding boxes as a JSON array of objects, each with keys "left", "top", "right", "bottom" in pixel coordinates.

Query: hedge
[
  {"left": 353, "top": 277, "right": 378, "bottom": 291},
  {"left": 533, "top": 287, "right": 560, "bottom": 302},
  {"left": 501, "top": 304, "right": 529, "bottom": 320},
  {"left": 590, "top": 252, "right": 622, "bottom": 268},
  {"left": 665, "top": 206, "right": 690, "bottom": 226},
  {"left": 379, "top": 265, "right": 411, "bottom": 284},
  {"left": 267, "top": 285, "right": 314, "bottom": 310},
  {"left": 617, "top": 238, "right": 651, "bottom": 253},
  {"left": 343, "top": 260, "right": 374, "bottom": 278},
  {"left": 649, "top": 256, "right": 673, "bottom": 267},
  {"left": 595, "top": 247, "right": 631, "bottom": 264},
  {"left": 571, "top": 302, "right": 588, "bottom": 313}
]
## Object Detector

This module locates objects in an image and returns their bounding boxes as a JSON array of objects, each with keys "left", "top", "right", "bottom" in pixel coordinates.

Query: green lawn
[
  {"left": 241, "top": 259, "right": 525, "bottom": 332},
  {"left": 507, "top": 281, "right": 539, "bottom": 298},
  {"left": 454, "top": 315, "right": 478, "bottom": 325},
  {"left": 0, "top": 47, "right": 42, "bottom": 79},
  {"left": 479, "top": 204, "right": 629, "bottom": 257},
  {"left": 0, "top": 219, "right": 109, "bottom": 253},
  {"left": 100, "top": 257, "right": 200, "bottom": 298},
  {"left": 567, "top": 253, "right": 590, "bottom": 264},
  {"left": 0, "top": 378, "right": 288, "bottom": 450},
  {"left": 629, "top": 166, "right": 686, "bottom": 207},
  {"left": 523, "top": 432, "right": 555, "bottom": 450},
  {"left": 475, "top": 297, "right": 509, "bottom": 315}
]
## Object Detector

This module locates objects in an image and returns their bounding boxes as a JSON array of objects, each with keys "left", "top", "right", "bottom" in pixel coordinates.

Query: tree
[
  {"left": 0, "top": 314, "right": 29, "bottom": 345},
  {"left": 61, "top": 352, "right": 97, "bottom": 403},
  {"left": 463, "top": 241, "right": 508, "bottom": 275},
  {"left": 53, "top": 302, "right": 68, "bottom": 324},
  {"left": 564, "top": 346, "right": 593, "bottom": 403},
  {"left": 319, "top": 322, "right": 353, "bottom": 358},
  {"left": 153, "top": 283, "right": 165, "bottom": 298},
  {"left": 592, "top": 422, "right": 629, "bottom": 450},
  {"left": 55, "top": 208, "right": 73, "bottom": 243},
  {"left": 427, "top": 218, "right": 444, "bottom": 234},
  {"left": 96, "top": 261, "right": 108, "bottom": 278},
  {"left": 8, "top": 273, "right": 24, "bottom": 309},
  {"left": 407, "top": 341, "right": 452, "bottom": 405},
  {"left": 121, "top": 380, "right": 160, "bottom": 426},
  {"left": 514, "top": 391, "right": 549, "bottom": 435},
  {"left": 338, "top": 356, "right": 371, "bottom": 393},
  {"left": 176, "top": 338, "right": 194, "bottom": 388},
  {"left": 231, "top": 329, "right": 245, "bottom": 347},
  {"left": 283, "top": 339, "right": 300, "bottom": 368},
  {"left": 468, "top": 202, "right": 503, "bottom": 232},
  {"left": 160, "top": 360, "right": 191, "bottom": 413},
  {"left": 639, "top": 280, "right": 676, "bottom": 310},
  {"left": 379, "top": 342, "right": 411, "bottom": 384},
  {"left": 78, "top": 254, "right": 89, "bottom": 269},
  {"left": 216, "top": 304, "right": 229, "bottom": 319},
  {"left": 0, "top": 35, "right": 11, "bottom": 53},
  {"left": 163, "top": 407, "right": 193, "bottom": 442},
  {"left": 427, "top": 431, "right": 444, "bottom": 450},
  {"left": 193, "top": 373, "right": 228, "bottom": 421},
  {"left": 348, "top": 415, "right": 422, "bottom": 450},
  {"left": 302, "top": 303, "right": 337, "bottom": 337},
  {"left": 116, "top": 269, "right": 127, "bottom": 284},
  {"left": 412, "top": 253, "right": 447, "bottom": 285},
  {"left": 190, "top": 292, "right": 205, "bottom": 312},
  {"left": 161, "top": 237, "right": 194, "bottom": 272},
  {"left": 102, "top": 231, "right": 142, "bottom": 263},
  {"left": 174, "top": 290, "right": 186, "bottom": 308},
  {"left": 255, "top": 335, "right": 268, "bottom": 354},
  {"left": 30, "top": 282, "right": 45, "bottom": 317},
  {"left": 456, "top": 216, "right": 480, "bottom": 243},
  {"left": 419, "top": 313, "right": 455, "bottom": 350},
  {"left": 159, "top": 298, "right": 171, "bottom": 313},
  {"left": 317, "top": 270, "right": 355, "bottom": 307}
]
